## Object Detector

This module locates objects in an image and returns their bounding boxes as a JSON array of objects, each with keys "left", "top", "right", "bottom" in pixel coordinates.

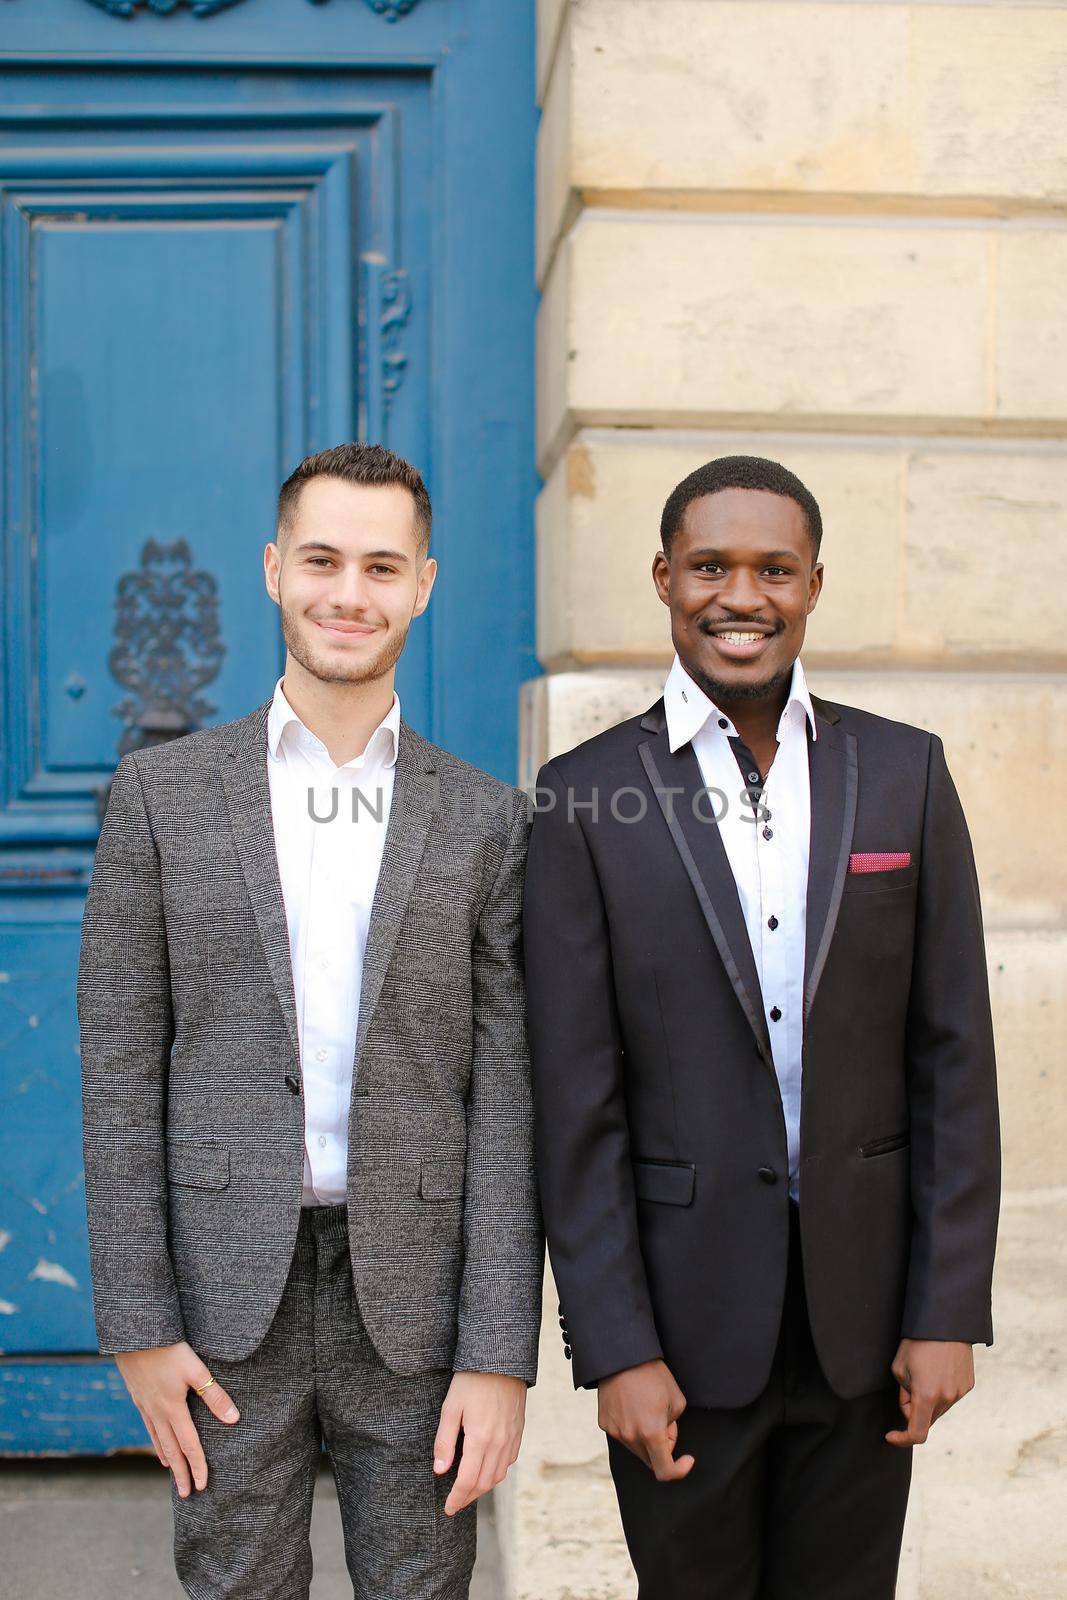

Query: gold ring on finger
[{"left": 194, "top": 1377, "right": 216, "bottom": 1398}]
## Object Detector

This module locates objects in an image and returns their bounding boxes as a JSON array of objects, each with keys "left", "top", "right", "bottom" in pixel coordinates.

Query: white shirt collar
[
  {"left": 266, "top": 676, "right": 401, "bottom": 769},
  {"left": 662, "top": 654, "right": 817, "bottom": 754}
]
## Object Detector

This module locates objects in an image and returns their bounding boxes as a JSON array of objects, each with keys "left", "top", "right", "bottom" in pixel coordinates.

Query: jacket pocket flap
[
  {"left": 860, "top": 1132, "right": 910, "bottom": 1159},
  {"left": 419, "top": 1159, "right": 466, "bottom": 1200},
  {"left": 166, "top": 1141, "right": 231, "bottom": 1190},
  {"left": 633, "top": 1159, "right": 696, "bottom": 1207}
]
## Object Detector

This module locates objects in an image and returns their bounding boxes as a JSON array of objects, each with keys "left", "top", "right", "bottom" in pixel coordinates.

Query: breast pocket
[
  {"left": 166, "top": 1140, "right": 231, "bottom": 1191},
  {"left": 632, "top": 1159, "right": 696, "bottom": 1207}
]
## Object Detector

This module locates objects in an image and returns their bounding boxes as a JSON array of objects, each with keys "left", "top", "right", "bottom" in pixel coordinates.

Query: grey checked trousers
[{"left": 172, "top": 1204, "right": 477, "bottom": 1600}]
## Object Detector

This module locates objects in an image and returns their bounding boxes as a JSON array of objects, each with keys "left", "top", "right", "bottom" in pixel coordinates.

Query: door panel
[{"left": 0, "top": 0, "right": 536, "bottom": 1452}]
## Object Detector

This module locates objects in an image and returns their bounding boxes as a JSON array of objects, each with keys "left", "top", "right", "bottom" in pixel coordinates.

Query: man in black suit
[{"left": 522, "top": 456, "right": 1000, "bottom": 1598}]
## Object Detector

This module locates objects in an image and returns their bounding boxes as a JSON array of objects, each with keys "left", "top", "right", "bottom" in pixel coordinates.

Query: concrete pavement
[{"left": 0, "top": 1457, "right": 502, "bottom": 1599}]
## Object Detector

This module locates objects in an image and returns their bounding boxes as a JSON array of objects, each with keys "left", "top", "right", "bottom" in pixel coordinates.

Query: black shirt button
[
  {"left": 763, "top": 826, "right": 773, "bottom": 840},
  {"left": 718, "top": 718, "right": 728, "bottom": 729},
  {"left": 758, "top": 1167, "right": 777, "bottom": 1185},
  {"left": 768, "top": 916, "right": 779, "bottom": 930},
  {"left": 769, "top": 1006, "right": 782, "bottom": 1021},
  {"left": 285, "top": 1075, "right": 301, "bottom": 1095}
]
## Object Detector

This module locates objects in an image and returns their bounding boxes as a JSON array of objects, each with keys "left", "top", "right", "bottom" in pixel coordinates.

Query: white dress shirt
[
  {"left": 662, "top": 654, "right": 816, "bottom": 1201},
  {"left": 265, "top": 677, "right": 400, "bottom": 1206}
]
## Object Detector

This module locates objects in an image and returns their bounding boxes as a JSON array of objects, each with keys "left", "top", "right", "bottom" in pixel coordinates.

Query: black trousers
[{"left": 608, "top": 1205, "right": 913, "bottom": 1599}]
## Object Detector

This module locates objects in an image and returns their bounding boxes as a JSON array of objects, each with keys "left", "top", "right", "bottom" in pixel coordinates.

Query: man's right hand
[
  {"left": 115, "top": 1342, "right": 239, "bottom": 1498},
  {"left": 597, "top": 1358, "right": 695, "bottom": 1481}
]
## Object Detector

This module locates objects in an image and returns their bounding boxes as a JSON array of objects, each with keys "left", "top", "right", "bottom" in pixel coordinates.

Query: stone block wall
[{"left": 503, "top": 5, "right": 1067, "bottom": 1595}]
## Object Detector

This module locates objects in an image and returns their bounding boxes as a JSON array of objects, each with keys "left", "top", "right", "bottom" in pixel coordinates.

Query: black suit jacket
[{"left": 523, "top": 693, "right": 1001, "bottom": 1407}]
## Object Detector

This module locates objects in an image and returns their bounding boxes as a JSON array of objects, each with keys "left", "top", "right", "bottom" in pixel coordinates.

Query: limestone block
[
  {"left": 901, "top": 446, "right": 1067, "bottom": 662},
  {"left": 538, "top": 0, "right": 909, "bottom": 263},
  {"left": 536, "top": 2, "right": 1067, "bottom": 267},
  {"left": 537, "top": 216, "right": 995, "bottom": 467},
  {"left": 535, "top": 431, "right": 1067, "bottom": 669},
  {"left": 537, "top": 0, "right": 568, "bottom": 103},
  {"left": 910, "top": 7, "right": 1067, "bottom": 204},
  {"left": 904, "top": 1188, "right": 1067, "bottom": 1598},
  {"left": 537, "top": 14, "right": 574, "bottom": 287},
  {"left": 519, "top": 668, "right": 1067, "bottom": 929},
  {"left": 995, "top": 231, "right": 1067, "bottom": 420},
  {"left": 985, "top": 931, "right": 1067, "bottom": 1191}
]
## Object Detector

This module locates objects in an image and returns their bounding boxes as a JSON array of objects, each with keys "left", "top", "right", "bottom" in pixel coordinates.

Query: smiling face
[
  {"left": 652, "top": 487, "right": 823, "bottom": 706},
  {"left": 263, "top": 475, "right": 436, "bottom": 687}
]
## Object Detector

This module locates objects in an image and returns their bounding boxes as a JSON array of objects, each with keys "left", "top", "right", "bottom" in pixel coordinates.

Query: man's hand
[
  {"left": 433, "top": 1372, "right": 527, "bottom": 1517},
  {"left": 598, "top": 1358, "right": 695, "bottom": 1481},
  {"left": 115, "top": 1342, "right": 240, "bottom": 1497},
  {"left": 886, "top": 1338, "right": 975, "bottom": 1448}
]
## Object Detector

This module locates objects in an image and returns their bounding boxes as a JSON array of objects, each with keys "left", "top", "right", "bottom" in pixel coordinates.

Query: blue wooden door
[{"left": 0, "top": 0, "right": 536, "bottom": 1453}]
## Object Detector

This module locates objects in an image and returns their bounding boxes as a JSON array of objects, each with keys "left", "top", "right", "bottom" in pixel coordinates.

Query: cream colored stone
[
  {"left": 538, "top": 216, "right": 993, "bottom": 467},
  {"left": 519, "top": 668, "right": 1067, "bottom": 930},
  {"left": 901, "top": 446, "right": 1067, "bottom": 660},
  {"left": 535, "top": 225, "right": 573, "bottom": 479},
  {"left": 906, "top": 1188, "right": 1067, "bottom": 1598},
  {"left": 571, "top": 2, "right": 913, "bottom": 192},
  {"left": 911, "top": 7, "right": 1067, "bottom": 204},
  {"left": 536, "top": 3, "right": 1067, "bottom": 268},
  {"left": 535, "top": 431, "right": 1067, "bottom": 669},
  {"left": 537, "top": 0, "right": 569, "bottom": 105},
  {"left": 986, "top": 931, "right": 1067, "bottom": 1190},
  {"left": 537, "top": 14, "right": 574, "bottom": 291},
  {"left": 995, "top": 231, "right": 1067, "bottom": 420}
]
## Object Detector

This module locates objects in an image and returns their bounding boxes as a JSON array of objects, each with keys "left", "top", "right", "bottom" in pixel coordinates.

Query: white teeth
[{"left": 720, "top": 631, "right": 764, "bottom": 644}]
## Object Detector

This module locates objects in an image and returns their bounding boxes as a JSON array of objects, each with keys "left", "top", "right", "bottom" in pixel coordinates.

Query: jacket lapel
[
  {"left": 803, "top": 696, "right": 858, "bottom": 1019},
  {"left": 638, "top": 704, "right": 775, "bottom": 1074},
  {"left": 221, "top": 698, "right": 301, "bottom": 1064},
  {"left": 352, "top": 721, "right": 437, "bottom": 1069}
]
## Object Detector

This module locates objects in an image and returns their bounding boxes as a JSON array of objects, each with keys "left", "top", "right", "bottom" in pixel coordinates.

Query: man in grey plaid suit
[{"left": 77, "top": 443, "right": 543, "bottom": 1599}]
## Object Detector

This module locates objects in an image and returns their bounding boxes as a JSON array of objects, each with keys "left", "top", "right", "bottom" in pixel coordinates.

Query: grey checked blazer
[{"left": 77, "top": 697, "right": 543, "bottom": 1383}]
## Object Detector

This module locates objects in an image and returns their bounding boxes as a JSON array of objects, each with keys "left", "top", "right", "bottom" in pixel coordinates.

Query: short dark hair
[
  {"left": 660, "top": 455, "right": 823, "bottom": 558},
  {"left": 277, "top": 442, "right": 432, "bottom": 554}
]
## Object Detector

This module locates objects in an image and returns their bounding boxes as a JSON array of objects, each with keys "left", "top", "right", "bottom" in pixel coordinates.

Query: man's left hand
[
  {"left": 433, "top": 1371, "right": 527, "bottom": 1516},
  {"left": 886, "top": 1338, "right": 975, "bottom": 1448}
]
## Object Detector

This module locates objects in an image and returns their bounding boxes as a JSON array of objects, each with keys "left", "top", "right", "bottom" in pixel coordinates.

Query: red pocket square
[{"left": 849, "top": 851, "right": 911, "bottom": 874}]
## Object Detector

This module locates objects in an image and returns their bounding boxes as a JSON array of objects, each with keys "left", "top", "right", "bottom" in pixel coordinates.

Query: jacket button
[
  {"left": 758, "top": 1166, "right": 777, "bottom": 1184},
  {"left": 285, "top": 1075, "right": 301, "bottom": 1095},
  {"left": 563, "top": 1345, "right": 572, "bottom": 1360},
  {"left": 559, "top": 1316, "right": 567, "bottom": 1329}
]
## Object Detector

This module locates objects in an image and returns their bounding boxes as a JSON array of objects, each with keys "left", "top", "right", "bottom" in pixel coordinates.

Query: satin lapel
[
  {"left": 803, "top": 715, "right": 858, "bottom": 1019},
  {"left": 638, "top": 722, "right": 775, "bottom": 1073},
  {"left": 352, "top": 721, "right": 437, "bottom": 1069},
  {"left": 221, "top": 698, "right": 300, "bottom": 1063}
]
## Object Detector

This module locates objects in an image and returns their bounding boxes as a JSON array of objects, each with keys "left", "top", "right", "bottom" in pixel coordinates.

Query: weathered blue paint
[
  {"left": 0, "top": 1360, "right": 144, "bottom": 1456},
  {"left": 0, "top": 0, "right": 537, "bottom": 1452}
]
